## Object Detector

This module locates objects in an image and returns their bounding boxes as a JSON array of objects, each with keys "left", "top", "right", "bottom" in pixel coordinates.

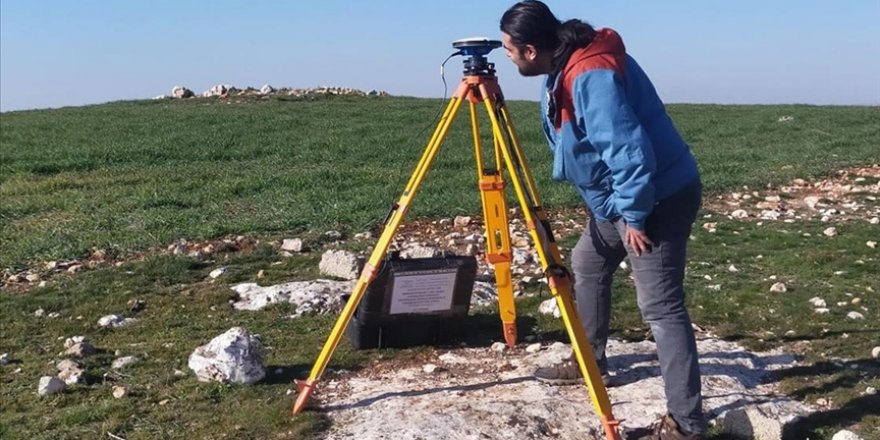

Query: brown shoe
[
  {"left": 533, "top": 359, "right": 582, "bottom": 385},
  {"left": 638, "top": 414, "right": 703, "bottom": 440},
  {"left": 533, "top": 358, "right": 616, "bottom": 387}
]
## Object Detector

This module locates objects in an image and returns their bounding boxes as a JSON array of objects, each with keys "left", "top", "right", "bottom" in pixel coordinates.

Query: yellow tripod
[{"left": 292, "top": 40, "right": 622, "bottom": 440}]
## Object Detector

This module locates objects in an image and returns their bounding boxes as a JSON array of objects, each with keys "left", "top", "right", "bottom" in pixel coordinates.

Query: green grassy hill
[
  {"left": 0, "top": 96, "right": 878, "bottom": 440},
  {"left": 2, "top": 96, "right": 877, "bottom": 269}
]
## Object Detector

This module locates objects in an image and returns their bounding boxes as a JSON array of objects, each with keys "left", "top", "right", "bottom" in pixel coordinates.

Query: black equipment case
[{"left": 346, "top": 253, "right": 477, "bottom": 349}]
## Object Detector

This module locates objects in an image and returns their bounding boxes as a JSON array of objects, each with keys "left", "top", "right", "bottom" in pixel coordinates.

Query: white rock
[
  {"left": 808, "top": 297, "right": 827, "bottom": 308},
  {"left": 206, "top": 84, "right": 228, "bottom": 97},
  {"left": 512, "top": 248, "right": 534, "bottom": 265},
  {"left": 815, "top": 308, "right": 830, "bottom": 314},
  {"left": 525, "top": 343, "right": 542, "bottom": 354},
  {"left": 731, "top": 209, "right": 748, "bottom": 219},
  {"left": 188, "top": 327, "right": 265, "bottom": 384},
  {"left": 866, "top": 386, "right": 877, "bottom": 395},
  {"left": 464, "top": 244, "right": 478, "bottom": 256},
  {"left": 319, "top": 250, "right": 363, "bottom": 280},
  {"left": 112, "top": 386, "right": 128, "bottom": 399},
  {"left": 171, "top": 85, "right": 194, "bottom": 98},
  {"left": 867, "top": 241, "right": 877, "bottom": 249},
  {"left": 464, "top": 233, "right": 482, "bottom": 243},
  {"left": 760, "top": 210, "right": 781, "bottom": 221},
  {"left": 0, "top": 353, "right": 8, "bottom": 364},
  {"left": 538, "top": 298, "right": 561, "bottom": 318},
  {"left": 38, "top": 376, "right": 65, "bottom": 395},
  {"left": 98, "top": 314, "right": 137, "bottom": 328},
  {"left": 56, "top": 359, "right": 84, "bottom": 385},
  {"left": 423, "top": 363, "right": 438, "bottom": 374},
  {"left": 469, "top": 281, "right": 499, "bottom": 308},
  {"left": 823, "top": 227, "right": 838, "bottom": 237},
  {"left": 280, "top": 238, "right": 305, "bottom": 252},
  {"left": 64, "top": 337, "right": 96, "bottom": 357},
  {"left": 64, "top": 336, "right": 85, "bottom": 349},
  {"left": 400, "top": 244, "right": 443, "bottom": 259},
  {"left": 804, "top": 196, "right": 820, "bottom": 209},
  {"left": 872, "top": 346, "right": 880, "bottom": 359},
  {"left": 831, "top": 430, "right": 863, "bottom": 440},
  {"left": 847, "top": 311, "right": 865, "bottom": 320},
  {"left": 34, "top": 308, "right": 45, "bottom": 317},
  {"left": 111, "top": 356, "right": 139, "bottom": 370},
  {"left": 490, "top": 342, "right": 507, "bottom": 353},
  {"left": 260, "top": 84, "right": 274, "bottom": 94},
  {"left": 870, "top": 217, "right": 879, "bottom": 225},
  {"left": 230, "top": 279, "right": 353, "bottom": 317},
  {"left": 437, "top": 352, "right": 469, "bottom": 365},
  {"left": 453, "top": 216, "right": 472, "bottom": 227},
  {"left": 770, "top": 282, "right": 787, "bottom": 293},
  {"left": 511, "top": 235, "right": 531, "bottom": 248},
  {"left": 728, "top": 264, "right": 739, "bottom": 273},
  {"left": 722, "top": 405, "right": 784, "bottom": 440},
  {"left": 209, "top": 268, "right": 226, "bottom": 279}
]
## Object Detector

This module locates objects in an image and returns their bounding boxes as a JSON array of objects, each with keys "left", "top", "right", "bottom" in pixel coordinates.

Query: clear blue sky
[{"left": 2, "top": 0, "right": 879, "bottom": 111}]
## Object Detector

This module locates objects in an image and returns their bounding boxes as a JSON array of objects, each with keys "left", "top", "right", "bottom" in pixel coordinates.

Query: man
[{"left": 499, "top": 1, "right": 706, "bottom": 438}]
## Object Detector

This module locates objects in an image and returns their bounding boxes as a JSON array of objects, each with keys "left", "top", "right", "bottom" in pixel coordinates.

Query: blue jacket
[{"left": 541, "top": 28, "right": 699, "bottom": 230}]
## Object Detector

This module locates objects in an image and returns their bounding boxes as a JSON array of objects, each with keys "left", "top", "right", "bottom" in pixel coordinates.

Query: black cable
[
  {"left": 365, "top": 51, "right": 462, "bottom": 235},
  {"left": 411, "top": 51, "right": 461, "bottom": 141}
]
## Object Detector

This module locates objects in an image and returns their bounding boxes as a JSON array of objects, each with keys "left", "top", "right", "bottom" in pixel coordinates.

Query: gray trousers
[{"left": 571, "top": 180, "right": 706, "bottom": 434}]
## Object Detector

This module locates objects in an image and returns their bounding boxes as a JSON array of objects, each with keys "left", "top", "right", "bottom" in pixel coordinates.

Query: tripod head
[{"left": 452, "top": 37, "right": 502, "bottom": 76}]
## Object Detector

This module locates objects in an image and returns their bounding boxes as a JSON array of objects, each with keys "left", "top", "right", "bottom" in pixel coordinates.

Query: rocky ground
[
  {"left": 4, "top": 165, "right": 877, "bottom": 292},
  {"left": 3, "top": 166, "right": 878, "bottom": 439},
  {"left": 312, "top": 335, "right": 810, "bottom": 439}
]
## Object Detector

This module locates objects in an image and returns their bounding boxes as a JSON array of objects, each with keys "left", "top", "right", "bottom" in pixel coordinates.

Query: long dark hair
[{"left": 500, "top": 1, "right": 596, "bottom": 72}]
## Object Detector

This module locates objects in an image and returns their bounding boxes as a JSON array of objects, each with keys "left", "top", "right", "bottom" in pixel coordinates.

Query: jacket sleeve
[{"left": 572, "top": 69, "right": 656, "bottom": 230}]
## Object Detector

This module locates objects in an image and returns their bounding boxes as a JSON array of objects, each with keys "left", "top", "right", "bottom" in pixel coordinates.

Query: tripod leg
[
  {"left": 469, "top": 101, "right": 517, "bottom": 347},
  {"left": 477, "top": 84, "right": 622, "bottom": 440},
  {"left": 292, "top": 84, "right": 468, "bottom": 415}
]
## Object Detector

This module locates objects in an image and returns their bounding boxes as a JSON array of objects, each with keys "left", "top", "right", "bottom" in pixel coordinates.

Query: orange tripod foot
[
  {"left": 292, "top": 379, "right": 316, "bottom": 415},
  {"left": 600, "top": 415, "right": 623, "bottom": 440},
  {"left": 503, "top": 323, "right": 517, "bottom": 347}
]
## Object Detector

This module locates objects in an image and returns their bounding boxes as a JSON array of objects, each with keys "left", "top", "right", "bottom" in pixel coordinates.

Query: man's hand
[{"left": 625, "top": 225, "right": 653, "bottom": 256}]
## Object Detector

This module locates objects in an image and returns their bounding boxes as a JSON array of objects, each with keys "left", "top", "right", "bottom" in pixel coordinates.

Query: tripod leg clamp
[{"left": 547, "top": 273, "right": 571, "bottom": 291}]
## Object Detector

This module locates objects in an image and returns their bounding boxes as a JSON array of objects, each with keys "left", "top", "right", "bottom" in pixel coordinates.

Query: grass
[
  {"left": 1, "top": 97, "right": 877, "bottom": 269},
  {"left": 1, "top": 95, "right": 879, "bottom": 439}
]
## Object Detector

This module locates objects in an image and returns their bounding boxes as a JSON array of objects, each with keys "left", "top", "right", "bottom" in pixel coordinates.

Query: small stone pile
[{"left": 158, "top": 84, "right": 388, "bottom": 100}]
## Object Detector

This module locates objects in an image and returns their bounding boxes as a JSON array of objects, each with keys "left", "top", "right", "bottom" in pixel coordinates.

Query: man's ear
[{"left": 523, "top": 44, "right": 538, "bottom": 61}]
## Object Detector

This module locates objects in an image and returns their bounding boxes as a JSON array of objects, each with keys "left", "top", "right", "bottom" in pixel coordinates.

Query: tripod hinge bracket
[
  {"left": 479, "top": 180, "right": 505, "bottom": 191},
  {"left": 485, "top": 252, "right": 511, "bottom": 264}
]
